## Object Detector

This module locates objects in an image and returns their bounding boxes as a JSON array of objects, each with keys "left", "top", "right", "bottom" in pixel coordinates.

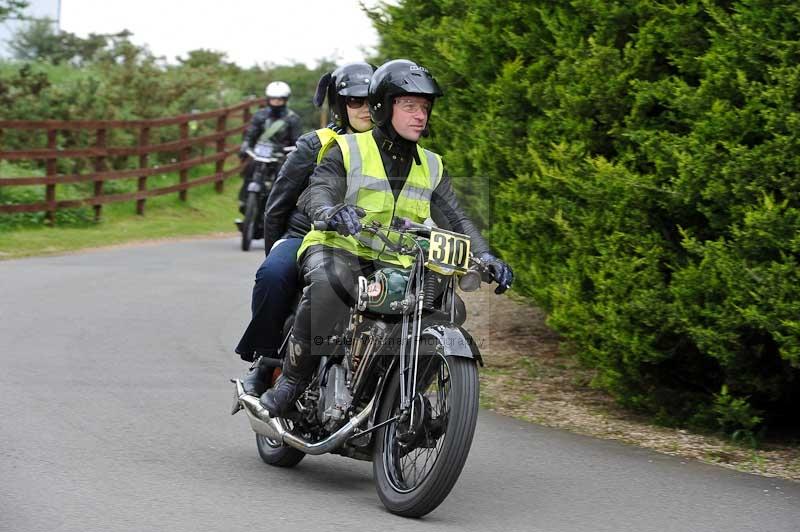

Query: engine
[{"left": 317, "top": 363, "right": 353, "bottom": 433}]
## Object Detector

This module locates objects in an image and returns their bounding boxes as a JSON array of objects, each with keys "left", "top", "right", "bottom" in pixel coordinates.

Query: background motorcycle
[
  {"left": 233, "top": 215, "right": 498, "bottom": 517},
  {"left": 235, "top": 142, "right": 295, "bottom": 251}
]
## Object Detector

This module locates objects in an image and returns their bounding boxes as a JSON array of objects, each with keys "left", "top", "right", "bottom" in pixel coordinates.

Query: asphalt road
[{"left": 1, "top": 237, "right": 799, "bottom": 532}]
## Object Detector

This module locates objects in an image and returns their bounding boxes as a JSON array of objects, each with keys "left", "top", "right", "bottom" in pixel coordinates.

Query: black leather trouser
[{"left": 292, "top": 245, "right": 377, "bottom": 354}]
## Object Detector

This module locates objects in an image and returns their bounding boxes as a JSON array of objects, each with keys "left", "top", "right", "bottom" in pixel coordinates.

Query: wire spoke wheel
[
  {"left": 254, "top": 366, "right": 304, "bottom": 468},
  {"left": 255, "top": 417, "right": 305, "bottom": 468},
  {"left": 373, "top": 354, "right": 479, "bottom": 517},
  {"left": 385, "top": 355, "right": 451, "bottom": 492}
]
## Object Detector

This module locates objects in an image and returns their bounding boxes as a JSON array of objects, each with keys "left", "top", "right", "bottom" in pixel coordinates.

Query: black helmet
[
  {"left": 368, "top": 59, "right": 443, "bottom": 128},
  {"left": 313, "top": 62, "right": 375, "bottom": 131}
]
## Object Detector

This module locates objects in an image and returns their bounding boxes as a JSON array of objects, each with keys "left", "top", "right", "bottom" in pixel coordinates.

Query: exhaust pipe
[{"left": 233, "top": 379, "right": 375, "bottom": 455}]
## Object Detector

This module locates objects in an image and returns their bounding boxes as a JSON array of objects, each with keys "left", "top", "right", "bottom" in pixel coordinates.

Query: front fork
[{"left": 397, "top": 257, "right": 427, "bottom": 426}]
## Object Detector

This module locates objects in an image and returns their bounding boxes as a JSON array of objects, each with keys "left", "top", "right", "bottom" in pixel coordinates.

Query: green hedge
[{"left": 369, "top": 0, "right": 800, "bottom": 433}]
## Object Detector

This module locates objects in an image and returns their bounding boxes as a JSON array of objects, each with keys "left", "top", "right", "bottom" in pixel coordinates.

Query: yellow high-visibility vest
[
  {"left": 298, "top": 131, "right": 443, "bottom": 267},
  {"left": 314, "top": 128, "right": 338, "bottom": 163}
]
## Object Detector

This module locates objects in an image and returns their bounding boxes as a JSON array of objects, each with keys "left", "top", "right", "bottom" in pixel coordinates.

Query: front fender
[
  {"left": 366, "top": 324, "right": 483, "bottom": 438},
  {"left": 420, "top": 323, "right": 483, "bottom": 367}
]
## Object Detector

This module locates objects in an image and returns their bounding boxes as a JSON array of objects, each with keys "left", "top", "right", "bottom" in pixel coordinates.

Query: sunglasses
[{"left": 345, "top": 96, "right": 368, "bottom": 109}]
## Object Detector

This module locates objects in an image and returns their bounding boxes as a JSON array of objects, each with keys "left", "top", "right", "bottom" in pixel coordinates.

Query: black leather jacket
[
  {"left": 262, "top": 126, "right": 343, "bottom": 252},
  {"left": 242, "top": 106, "right": 302, "bottom": 151},
  {"left": 297, "top": 127, "right": 491, "bottom": 256}
]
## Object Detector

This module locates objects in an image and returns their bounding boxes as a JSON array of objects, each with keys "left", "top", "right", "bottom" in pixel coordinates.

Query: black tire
[
  {"left": 255, "top": 433, "right": 306, "bottom": 468},
  {"left": 372, "top": 355, "right": 479, "bottom": 517},
  {"left": 241, "top": 193, "right": 258, "bottom": 251}
]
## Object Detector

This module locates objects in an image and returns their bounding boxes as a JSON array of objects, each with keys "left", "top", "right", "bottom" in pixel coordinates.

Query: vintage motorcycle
[
  {"left": 236, "top": 142, "right": 294, "bottom": 251},
  {"left": 232, "top": 216, "right": 496, "bottom": 517}
]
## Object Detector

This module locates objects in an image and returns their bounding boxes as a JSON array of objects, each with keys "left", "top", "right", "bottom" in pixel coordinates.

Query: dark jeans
[{"left": 235, "top": 237, "right": 303, "bottom": 361}]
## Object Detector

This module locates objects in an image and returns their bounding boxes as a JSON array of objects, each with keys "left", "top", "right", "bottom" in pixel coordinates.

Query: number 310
[{"left": 431, "top": 233, "right": 468, "bottom": 267}]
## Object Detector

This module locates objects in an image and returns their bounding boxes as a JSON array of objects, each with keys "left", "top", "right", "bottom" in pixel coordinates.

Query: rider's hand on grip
[
  {"left": 317, "top": 204, "right": 366, "bottom": 236},
  {"left": 478, "top": 252, "right": 514, "bottom": 294}
]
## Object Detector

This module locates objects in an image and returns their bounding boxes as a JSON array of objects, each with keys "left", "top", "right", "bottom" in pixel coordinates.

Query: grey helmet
[{"left": 313, "top": 62, "right": 375, "bottom": 130}]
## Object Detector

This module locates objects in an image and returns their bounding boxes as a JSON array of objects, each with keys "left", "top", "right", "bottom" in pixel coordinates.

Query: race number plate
[{"left": 427, "top": 228, "right": 471, "bottom": 274}]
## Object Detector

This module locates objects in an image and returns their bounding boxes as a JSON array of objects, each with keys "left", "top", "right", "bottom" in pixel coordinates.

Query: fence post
[
  {"left": 179, "top": 121, "right": 189, "bottom": 201},
  {"left": 137, "top": 127, "right": 150, "bottom": 215},
  {"left": 215, "top": 112, "right": 227, "bottom": 193},
  {"left": 93, "top": 128, "right": 107, "bottom": 221},
  {"left": 242, "top": 104, "right": 252, "bottom": 127},
  {"left": 45, "top": 129, "right": 57, "bottom": 226}
]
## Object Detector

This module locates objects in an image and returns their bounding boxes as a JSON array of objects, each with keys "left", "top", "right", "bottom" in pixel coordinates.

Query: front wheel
[
  {"left": 372, "top": 355, "right": 479, "bottom": 517},
  {"left": 241, "top": 192, "right": 258, "bottom": 251}
]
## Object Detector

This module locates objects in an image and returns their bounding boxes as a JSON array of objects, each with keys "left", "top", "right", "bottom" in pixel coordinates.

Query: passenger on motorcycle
[
  {"left": 236, "top": 63, "right": 376, "bottom": 396},
  {"left": 259, "top": 59, "right": 514, "bottom": 417},
  {"left": 238, "top": 81, "right": 302, "bottom": 212}
]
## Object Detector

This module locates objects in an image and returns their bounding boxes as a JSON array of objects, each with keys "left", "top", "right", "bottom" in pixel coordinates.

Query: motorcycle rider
[
  {"left": 236, "top": 63, "right": 376, "bottom": 396},
  {"left": 238, "top": 81, "right": 302, "bottom": 212},
  {"left": 260, "top": 59, "right": 514, "bottom": 417}
]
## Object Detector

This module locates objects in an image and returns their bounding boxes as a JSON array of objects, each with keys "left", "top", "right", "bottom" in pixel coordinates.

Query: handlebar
[
  {"left": 312, "top": 220, "right": 329, "bottom": 231},
  {"left": 245, "top": 144, "right": 295, "bottom": 162},
  {"left": 391, "top": 217, "right": 431, "bottom": 236},
  {"left": 311, "top": 213, "right": 499, "bottom": 291},
  {"left": 311, "top": 213, "right": 494, "bottom": 280},
  {"left": 245, "top": 149, "right": 278, "bottom": 163}
]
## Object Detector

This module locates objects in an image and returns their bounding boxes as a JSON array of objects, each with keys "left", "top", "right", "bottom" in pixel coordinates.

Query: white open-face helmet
[{"left": 265, "top": 81, "right": 291, "bottom": 99}]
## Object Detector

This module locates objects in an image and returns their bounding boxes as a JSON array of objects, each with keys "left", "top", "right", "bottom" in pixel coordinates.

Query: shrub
[{"left": 369, "top": 0, "right": 800, "bottom": 433}]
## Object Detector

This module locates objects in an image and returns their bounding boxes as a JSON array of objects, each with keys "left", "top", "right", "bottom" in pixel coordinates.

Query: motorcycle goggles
[
  {"left": 393, "top": 97, "right": 432, "bottom": 114},
  {"left": 345, "top": 96, "right": 368, "bottom": 109}
]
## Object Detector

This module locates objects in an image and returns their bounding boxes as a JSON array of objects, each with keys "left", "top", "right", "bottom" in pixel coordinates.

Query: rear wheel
[
  {"left": 255, "top": 433, "right": 306, "bottom": 467},
  {"left": 372, "top": 355, "right": 479, "bottom": 517},
  {"left": 241, "top": 192, "right": 258, "bottom": 251},
  {"left": 255, "top": 403, "right": 305, "bottom": 468}
]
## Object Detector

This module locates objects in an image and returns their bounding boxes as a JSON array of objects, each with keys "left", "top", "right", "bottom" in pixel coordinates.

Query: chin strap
[{"left": 376, "top": 125, "right": 420, "bottom": 164}]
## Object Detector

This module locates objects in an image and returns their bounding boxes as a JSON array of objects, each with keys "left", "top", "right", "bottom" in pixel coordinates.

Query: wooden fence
[{"left": 0, "top": 98, "right": 265, "bottom": 224}]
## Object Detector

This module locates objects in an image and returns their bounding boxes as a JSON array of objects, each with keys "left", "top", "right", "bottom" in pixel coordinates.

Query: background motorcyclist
[
  {"left": 260, "top": 59, "right": 514, "bottom": 417},
  {"left": 235, "top": 63, "right": 376, "bottom": 396},
  {"left": 238, "top": 81, "right": 302, "bottom": 212}
]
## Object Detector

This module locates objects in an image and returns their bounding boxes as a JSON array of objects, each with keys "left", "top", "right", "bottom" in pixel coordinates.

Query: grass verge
[{"left": 0, "top": 177, "right": 240, "bottom": 260}]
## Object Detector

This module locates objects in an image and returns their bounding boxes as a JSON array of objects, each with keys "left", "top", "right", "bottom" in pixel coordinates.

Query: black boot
[
  {"left": 241, "top": 356, "right": 275, "bottom": 397},
  {"left": 260, "top": 336, "right": 316, "bottom": 417}
]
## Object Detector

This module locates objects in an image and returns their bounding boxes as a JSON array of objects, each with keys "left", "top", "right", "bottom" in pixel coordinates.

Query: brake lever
[{"left": 470, "top": 257, "right": 495, "bottom": 284}]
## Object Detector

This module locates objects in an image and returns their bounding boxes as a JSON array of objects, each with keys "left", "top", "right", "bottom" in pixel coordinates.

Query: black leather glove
[
  {"left": 319, "top": 204, "right": 365, "bottom": 237},
  {"left": 478, "top": 252, "right": 514, "bottom": 294}
]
